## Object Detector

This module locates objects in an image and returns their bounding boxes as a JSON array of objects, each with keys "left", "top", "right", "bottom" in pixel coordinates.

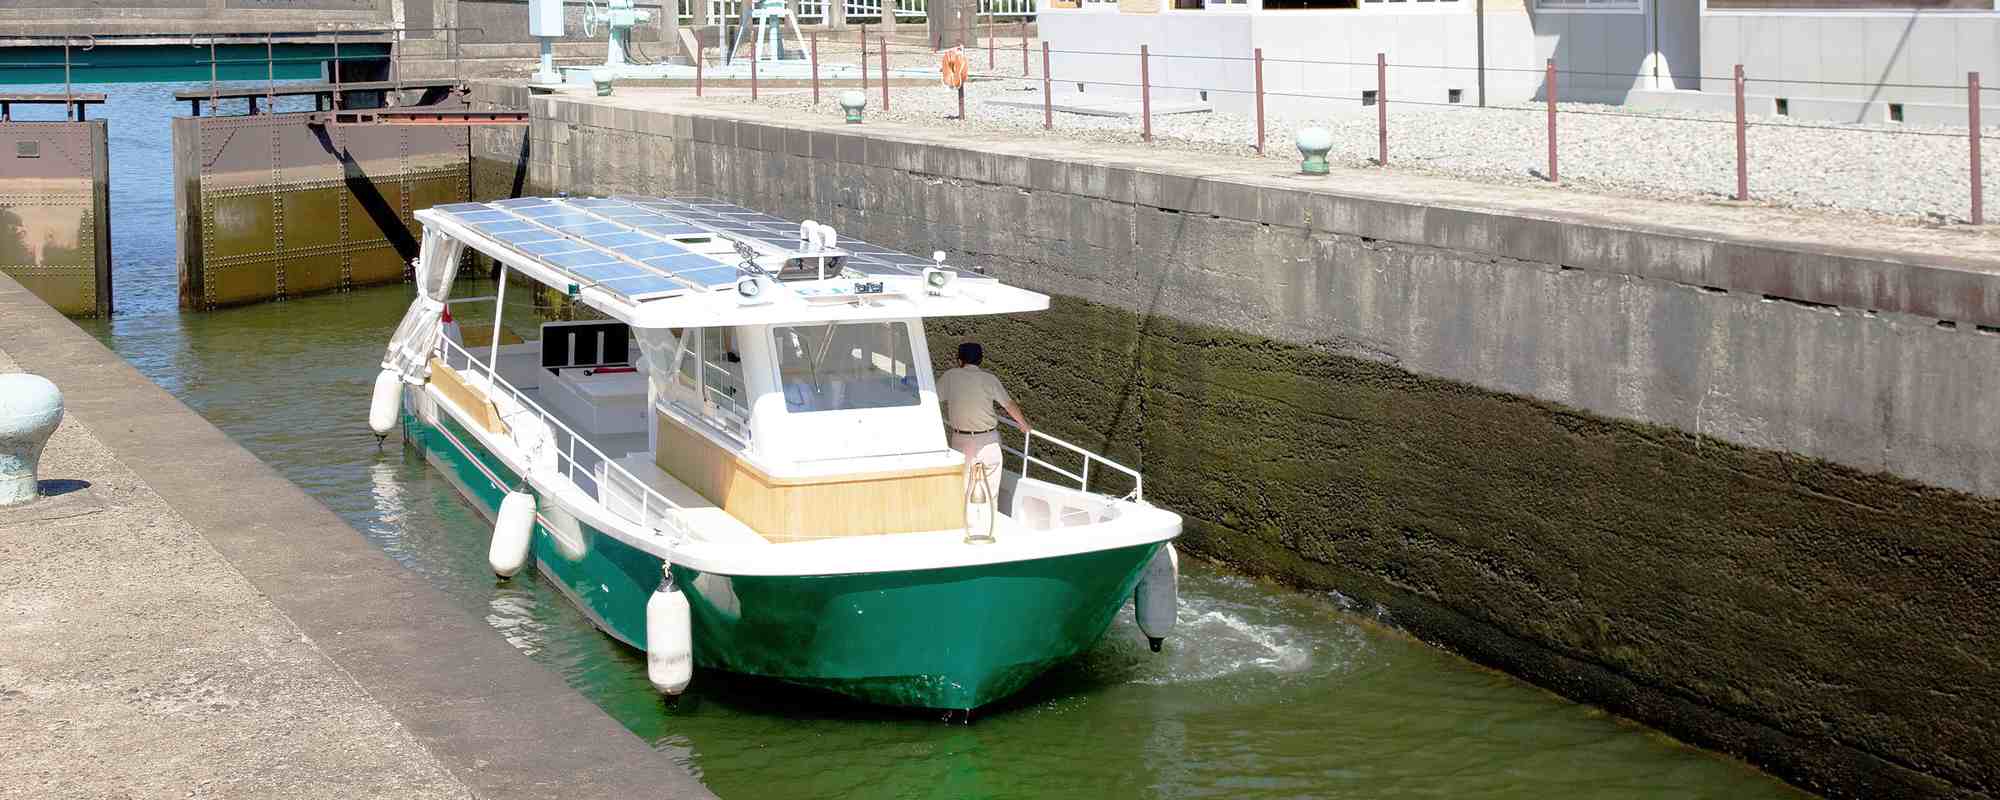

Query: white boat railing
[
  {"left": 998, "top": 417, "right": 1144, "bottom": 503},
  {"left": 433, "top": 335, "right": 693, "bottom": 545}
]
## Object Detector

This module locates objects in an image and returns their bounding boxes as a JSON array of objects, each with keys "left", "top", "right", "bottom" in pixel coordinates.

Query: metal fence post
[
  {"left": 988, "top": 10, "right": 996, "bottom": 71},
  {"left": 1254, "top": 47, "right": 1265, "bottom": 155},
  {"left": 1734, "top": 64, "right": 1748, "bottom": 202},
  {"left": 1973, "top": 71, "right": 1984, "bottom": 226},
  {"left": 861, "top": 25, "right": 869, "bottom": 95},
  {"left": 811, "top": 33, "right": 821, "bottom": 104},
  {"left": 696, "top": 43, "right": 704, "bottom": 97},
  {"left": 265, "top": 33, "right": 276, "bottom": 114},
  {"left": 880, "top": 36, "right": 890, "bottom": 112},
  {"left": 751, "top": 33, "right": 760, "bottom": 100},
  {"left": 1021, "top": 20, "right": 1028, "bottom": 76},
  {"left": 332, "top": 32, "right": 342, "bottom": 112},
  {"left": 1042, "top": 42, "right": 1052, "bottom": 130},
  {"left": 1546, "top": 58, "right": 1559, "bottom": 183},
  {"left": 1377, "top": 52, "right": 1388, "bottom": 165},
  {"left": 1140, "top": 44, "right": 1152, "bottom": 143}
]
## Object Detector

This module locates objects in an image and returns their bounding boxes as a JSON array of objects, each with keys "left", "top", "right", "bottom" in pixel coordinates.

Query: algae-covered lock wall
[{"left": 471, "top": 82, "right": 2000, "bottom": 799}]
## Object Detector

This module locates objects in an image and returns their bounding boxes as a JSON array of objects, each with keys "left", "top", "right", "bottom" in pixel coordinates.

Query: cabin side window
[
  {"left": 661, "top": 327, "right": 751, "bottom": 441},
  {"left": 701, "top": 327, "right": 751, "bottom": 427},
  {"left": 674, "top": 330, "right": 699, "bottom": 392},
  {"left": 772, "top": 322, "right": 921, "bottom": 413}
]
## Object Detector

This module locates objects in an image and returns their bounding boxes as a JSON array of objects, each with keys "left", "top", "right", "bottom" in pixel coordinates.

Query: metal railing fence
[
  {"left": 435, "top": 334, "right": 694, "bottom": 546},
  {"left": 711, "top": 31, "right": 1998, "bottom": 225}
]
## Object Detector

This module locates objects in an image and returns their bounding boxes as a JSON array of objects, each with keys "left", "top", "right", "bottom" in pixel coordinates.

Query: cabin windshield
[{"left": 773, "top": 321, "right": 921, "bottom": 413}]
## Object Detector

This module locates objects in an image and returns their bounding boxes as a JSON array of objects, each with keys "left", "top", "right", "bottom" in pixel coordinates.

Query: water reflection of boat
[{"left": 369, "top": 195, "right": 1182, "bottom": 711}]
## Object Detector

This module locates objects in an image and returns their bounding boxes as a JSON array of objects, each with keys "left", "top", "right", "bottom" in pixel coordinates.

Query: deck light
[
  {"left": 1296, "top": 127, "right": 1332, "bottom": 176},
  {"left": 923, "top": 267, "right": 956, "bottom": 297},
  {"left": 736, "top": 274, "right": 773, "bottom": 305},
  {"left": 838, "top": 90, "right": 867, "bottom": 124}
]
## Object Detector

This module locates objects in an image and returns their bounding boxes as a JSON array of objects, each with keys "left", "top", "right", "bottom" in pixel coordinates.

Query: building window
[
  {"left": 1536, "top": 0, "right": 1639, "bottom": 8},
  {"left": 1261, "top": 0, "right": 1358, "bottom": 9},
  {"left": 1708, "top": 0, "right": 1988, "bottom": 8}
]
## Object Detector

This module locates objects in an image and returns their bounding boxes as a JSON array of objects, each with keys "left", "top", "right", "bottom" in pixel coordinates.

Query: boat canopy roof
[{"left": 415, "top": 195, "right": 1049, "bottom": 329}]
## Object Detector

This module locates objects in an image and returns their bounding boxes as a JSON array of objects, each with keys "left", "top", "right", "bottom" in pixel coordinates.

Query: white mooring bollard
[{"left": 0, "top": 374, "right": 63, "bottom": 507}]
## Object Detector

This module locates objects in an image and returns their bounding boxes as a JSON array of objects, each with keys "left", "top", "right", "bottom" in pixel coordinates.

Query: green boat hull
[{"left": 408, "top": 406, "right": 1160, "bottom": 710}]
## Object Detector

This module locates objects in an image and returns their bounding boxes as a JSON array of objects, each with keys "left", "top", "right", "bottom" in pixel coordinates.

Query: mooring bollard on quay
[{"left": 0, "top": 373, "right": 63, "bottom": 507}]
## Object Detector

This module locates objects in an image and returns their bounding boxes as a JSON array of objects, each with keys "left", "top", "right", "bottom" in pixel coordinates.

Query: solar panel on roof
[
  {"left": 512, "top": 204, "right": 574, "bottom": 219},
  {"left": 619, "top": 242, "right": 694, "bottom": 260},
  {"left": 518, "top": 239, "right": 591, "bottom": 257},
  {"left": 536, "top": 212, "right": 600, "bottom": 228},
  {"left": 566, "top": 222, "right": 627, "bottom": 238},
  {"left": 643, "top": 252, "right": 721, "bottom": 271},
  {"left": 476, "top": 222, "right": 548, "bottom": 238},
  {"left": 432, "top": 195, "right": 958, "bottom": 301},
  {"left": 600, "top": 275, "right": 686, "bottom": 297},
  {"left": 587, "top": 231, "right": 654, "bottom": 249},
  {"left": 674, "top": 266, "right": 742, "bottom": 287},
  {"left": 633, "top": 221, "right": 706, "bottom": 236},
  {"left": 544, "top": 250, "right": 621, "bottom": 269},
  {"left": 571, "top": 262, "right": 652, "bottom": 282}
]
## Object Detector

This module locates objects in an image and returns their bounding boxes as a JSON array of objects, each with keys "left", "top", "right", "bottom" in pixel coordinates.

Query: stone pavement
[
  {"left": 0, "top": 347, "right": 473, "bottom": 800},
  {"left": 0, "top": 272, "right": 712, "bottom": 799}
]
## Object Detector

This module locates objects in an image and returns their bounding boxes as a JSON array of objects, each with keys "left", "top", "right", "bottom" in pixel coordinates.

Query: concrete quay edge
[
  {"left": 0, "top": 271, "right": 714, "bottom": 800},
  {"left": 504, "top": 81, "right": 2000, "bottom": 330}
]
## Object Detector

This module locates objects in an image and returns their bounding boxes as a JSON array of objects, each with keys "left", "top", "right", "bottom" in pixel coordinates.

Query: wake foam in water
[
  {"left": 1087, "top": 571, "right": 1363, "bottom": 689},
  {"left": 1129, "top": 604, "right": 1318, "bottom": 685}
]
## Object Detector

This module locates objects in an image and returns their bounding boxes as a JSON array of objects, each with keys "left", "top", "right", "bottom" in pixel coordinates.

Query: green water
[{"left": 59, "top": 83, "right": 1805, "bottom": 799}]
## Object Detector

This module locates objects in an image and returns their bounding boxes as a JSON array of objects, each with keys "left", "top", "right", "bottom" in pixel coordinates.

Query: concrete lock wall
[
  {"left": 0, "top": 119, "right": 111, "bottom": 318},
  {"left": 472, "top": 83, "right": 2000, "bottom": 799},
  {"left": 173, "top": 106, "right": 470, "bottom": 310}
]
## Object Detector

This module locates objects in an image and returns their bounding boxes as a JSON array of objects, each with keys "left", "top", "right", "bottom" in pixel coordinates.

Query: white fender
[
  {"left": 368, "top": 369, "right": 403, "bottom": 436},
  {"left": 1134, "top": 543, "right": 1179, "bottom": 653},
  {"left": 489, "top": 490, "right": 535, "bottom": 577},
  {"left": 647, "top": 566, "right": 694, "bottom": 695}
]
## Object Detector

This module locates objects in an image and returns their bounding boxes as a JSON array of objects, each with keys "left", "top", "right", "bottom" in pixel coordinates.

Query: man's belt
[{"left": 951, "top": 427, "right": 996, "bottom": 436}]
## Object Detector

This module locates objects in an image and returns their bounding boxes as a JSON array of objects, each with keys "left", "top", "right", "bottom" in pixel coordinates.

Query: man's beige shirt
[{"left": 936, "top": 365, "right": 1012, "bottom": 432}]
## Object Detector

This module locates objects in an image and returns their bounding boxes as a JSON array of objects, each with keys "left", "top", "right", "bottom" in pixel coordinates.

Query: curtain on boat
[
  {"left": 633, "top": 327, "right": 682, "bottom": 417},
  {"left": 380, "top": 227, "right": 468, "bottom": 384}
]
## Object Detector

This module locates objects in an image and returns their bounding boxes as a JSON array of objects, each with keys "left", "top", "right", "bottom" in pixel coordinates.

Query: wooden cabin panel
[
  {"left": 429, "top": 357, "right": 509, "bottom": 434},
  {"left": 654, "top": 411, "right": 967, "bottom": 542},
  {"left": 654, "top": 413, "right": 740, "bottom": 506}
]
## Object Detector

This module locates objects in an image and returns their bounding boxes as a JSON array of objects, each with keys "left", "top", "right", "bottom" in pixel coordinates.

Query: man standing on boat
[{"left": 938, "top": 342, "right": 1032, "bottom": 501}]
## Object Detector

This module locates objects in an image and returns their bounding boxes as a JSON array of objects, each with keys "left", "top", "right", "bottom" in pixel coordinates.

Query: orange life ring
[{"left": 939, "top": 49, "right": 969, "bottom": 89}]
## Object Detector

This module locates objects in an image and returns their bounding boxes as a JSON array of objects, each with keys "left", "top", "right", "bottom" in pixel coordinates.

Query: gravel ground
[{"left": 712, "top": 73, "right": 2000, "bottom": 225}]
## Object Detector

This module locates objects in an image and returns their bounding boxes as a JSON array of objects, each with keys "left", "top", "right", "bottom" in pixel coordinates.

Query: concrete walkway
[{"left": 0, "top": 273, "right": 711, "bottom": 799}]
